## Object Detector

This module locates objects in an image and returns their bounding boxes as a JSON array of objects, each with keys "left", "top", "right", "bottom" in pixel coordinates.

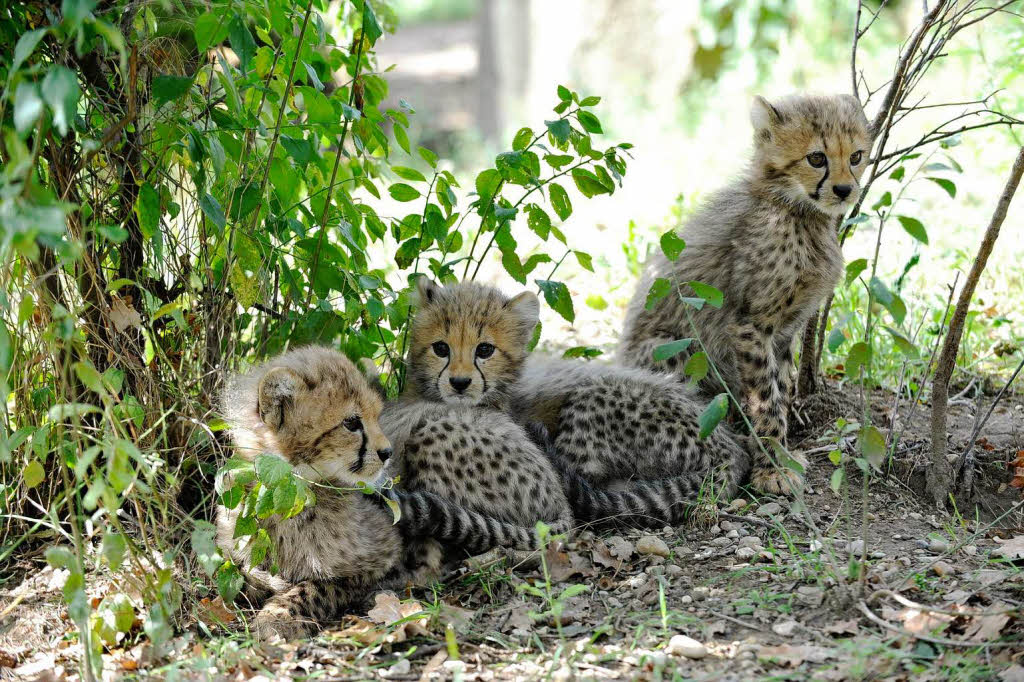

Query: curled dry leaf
[
  {"left": 606, "top": 536, "right": 635, "bottom": 561},
  {"left": 197, "top": 596, "right": 236, "bottom": 628},
  {"left": 993, "top": 535, "right": 1024, "bottom": 562},
  {"left": 109, "top": 296, "right": 143, "bottom": 332},
  {"left": 823, "top": 618, "right": 859, "bottom": 637}
]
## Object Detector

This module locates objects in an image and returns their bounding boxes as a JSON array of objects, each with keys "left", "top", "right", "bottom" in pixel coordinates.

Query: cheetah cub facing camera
[
  {"left": 217, "top": 346, "right": 540, "bottom": 640},
  {"left": 619, "top": 94, "right": 871, "bottom": 495},
  {"left": 379, "top": 279, "right": 575, "bottom": 537}
]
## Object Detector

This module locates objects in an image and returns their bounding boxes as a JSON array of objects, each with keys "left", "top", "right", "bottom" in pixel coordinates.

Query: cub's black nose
[
  {"left": 833, "top": 184, "right": 852, "bottom": 199},
  {"left": 377, "top": 448, "right": 392, "bottom": 462},
  {"left": 449, "top": 376, "right": 472, "bottom": 392}
]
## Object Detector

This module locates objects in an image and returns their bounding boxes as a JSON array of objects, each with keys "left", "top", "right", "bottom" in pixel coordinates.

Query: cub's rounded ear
[
  {"left": 505, "top": 291, "right": 540, "bottom": 344},
  {"left": 414, "top": 276, "right": 441, "bottom": 307},
  {"left": 258, "top": 366, "right": 300, "bottom": 430},
  {"left": 750, "top": 95, "right": 783, "bottom": 138}
]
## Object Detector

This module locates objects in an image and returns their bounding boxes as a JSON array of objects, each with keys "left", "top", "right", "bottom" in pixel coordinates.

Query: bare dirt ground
[{"left": 2, "top": 384, "right": 1023, "bottom": 681}]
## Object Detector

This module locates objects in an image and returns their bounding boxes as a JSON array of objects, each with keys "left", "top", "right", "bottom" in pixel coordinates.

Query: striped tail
[
  {"left": 557, "top": 454, "right": 751, "bottom": 528},
  {"left": 388, "top": 489, "right": 541, "bottom": 553}
]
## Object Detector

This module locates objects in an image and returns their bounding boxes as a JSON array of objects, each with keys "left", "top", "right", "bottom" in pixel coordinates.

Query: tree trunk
[{"left": 927, "top": 146, "right": 1024, "bottom": 507}]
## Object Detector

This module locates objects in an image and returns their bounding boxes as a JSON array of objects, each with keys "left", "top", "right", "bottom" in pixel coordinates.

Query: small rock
[
  {"left": 846, "top": 539, "right": 865, "bottom": 555},
  {"left": 932, "top": 561, "right": 956, "bottom": 577},
  {"left": 757, "top": 502, "right": 783, "bottom": 517},
  {"left": 383, "top": 659, "right": 412, "bottom": 678},
  {"left": 928, "top": 538, "right": 950, "bottom": 554},
  {"left": 726, "top": 529, "right": 739, "bottom": 539},
  {"left": 680, "top": 595, "right": 693, "bottom": 604},
  {"left": 735, "top": 547, "right": 757, "bottom": 560},
  {"left": 665, "top": 564, "right": 684, "bottom": 577},
  {"left": 711, "top": 536, "right": 734, "bottom": 547},
  {"left": 662, "top": 526, "right": 674, "bottom": 535},
  {"left": 691, "top": 587, "right": 709, "bottom": 601},
  {"left": 796, "top": 585, "right": 824, "bottom": 606},
  {"left": 720, "top": 520, "right": 737, "bottom": 532},
  {"left": 667, "top": 634, "right": 707, "bottom": 659},
  {"left": 870, "top": 551, "right": 886, "bottom": 559},
  {"left": 727, "top": 498, "right": 748, "bottom": 512},
  {"left": 771, "top": 620, "right": 798, "bottom": 636},
  {"left": 909, "top": 512, "right": 923, "bottom": 520},
  {"left": 637, "top": 536, "right": 671, "bottom": 558},
  {"left": 963, "top": 545, "right": 977, "bottom": 556},
  {"left": 738, "top": 536, "right": 762, "bottom": 549},
  {"left": 645, "top": 565, "right": 665, "bottom": 576}
]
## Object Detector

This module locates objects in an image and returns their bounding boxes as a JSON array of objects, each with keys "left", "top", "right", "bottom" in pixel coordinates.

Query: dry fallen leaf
[
  {"left": 960, "top": 608, "right": 1011, "bottom": 642},
  {"left": 544, "top": 546, "right": 593, "bottom": 583},
  {"left": 505, "top": 603, "right": 533, "bottom": 631},
  {"left": 992, "top": 536, "right": 1024, "bottom": 562},
  {"left": 606, "top": 536, "right": 635, "bottom": 561},
  {"left": 758, "top": 644, "right": 834, "bottom": 666},
  {"left": 364, "top": 591, "right": 429, "bottom": 642},
  {"left": 197, "top": 597, "right": 236, "bottom": 628},
  {"left": 109, "top": 296, "right": 143, "bottom": 332},
  {"left": 823, "top": 619, "right": 859, "bottom": 637},
  {"left": 592, "top": 540, "right": 624, "bottom": 571}
]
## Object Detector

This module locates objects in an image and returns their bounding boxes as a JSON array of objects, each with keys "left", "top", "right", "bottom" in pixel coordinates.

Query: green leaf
[
  {"left": 527, "top": 205, "right": 551, "bottom": 240},
  {"left": 101, "top": 532, "right": 127, "bottom": 571},
  {"left": 926, "top": 177, "right": 956, "bottom": 198},
  {"left": 889, "top": 167, "right": 905, "bottom": 181},
  {"left": 586, "top": 295, "right": 607, "bottom": 310},
  {"left": 151, "top": 75, "right": 193, "bottom": 106},
  {"left": 544, "top": 154, "right": 574, "bottom": 169},
  {"left": 74, "top": 361, "right": 107, "bottom": 396},
  {"left": 545, "top": 119, "right": 571, "bottom": 146},
  {"left": 23, "top": 459, "right": 45, "bottom": 488},
  {"left": 10, "top": 28, "right": 48, "bottom": 77},
  {"left": 845, "top": 341, "right": 870, "bottom": 377},
  {"left": 579, "top": 95, "right": 601, "bottom": 106},
  {"left": 571, "top": 168, "right": 610, "bottom": 197},
  {"left": 883, "top": 326, "right": 918, "bottom": 357},
  {"left": 194, "top": 12, "right": 228, "bottom": 51},
  {"left": 395, "top": 238, "right": 421, "bottom": 268},
  {"left": 645, "top": 277, "right": 671, "bottom": 310},
  {"left": 388, "top": 183, "right": 421, "bottom": 202},
  {"left": 698, "top": 393, "right": 729, "bottom": 439},
  {"left": 896, "top": 215, "right": 928, "bottom": 244},
  {"left": 228, "top": 183, "right": 260, "bottom": 222},
  {"left": 869, "top": 277, "right": 907, "bottom": 325},
  {"left": 684, "top": 351, "right": 708, "bottom": 383},
  {"left": 135, "top": 183, "right": 160, "bottom": 239},
  {"left": 536, "top": 279, "right": 575, "bottom": 323},
  {"left": 871, "top": 191, "right": 892, "bottom": 211},
  {"left": 562, "top": 346, "right": 602, "bottom": 359},
  {"left": 393, "top": 123, "right": 410, "bottom": 153},
  {"left": 96, "top": 224, "right": 128, "bottom": 243},
  {"left": 573, "top": 250, "right": 593, "bottom": 272},
  {"left": 13, "top": 82, "right": 43, "bottom": 136},
  {"left": 548, "top": 183, "right": 572, "bottom": 221},
  {"left": 255, "top": 455, "right": 291, "bottom": 487},
  {"left": 418, "top": 146, "right": 438, "bottom": 168},
  {"left": 829, "top": 468, "right": 844, "bottom": 493},
  {"left": 557, "top": 84, "right": 572, "bottom": 101},
  {"left": 845, "top": 258, "right": 868, "bottom": 286},
  {"left": 42, "top": 66, "right": 80, "bottom": 137},
  {"left": 827, "top": 326, "right": 847, "bottom": 352},
  {"left": 360, "top": 0, "right": 383, "bottom": 46},
  {"left": 392, "top": 166, "right": 427, "bottom": 183},
  {"left": 216, "top": 561, "right": 244, "bottom": 603},
  {"left": 688, "top": 280, "right": 723, "bottom": 308},
  {"left": 200, "top": 193, "right": 225, "bottom": 231},
  {"left": 652, "top": 338, "right": 692, "bottom": 362},
  {"left": 508, "top": 128, "right": 535, "bottom": 153},
  {"left": 280, "top": 135, "right": 314, "bottom": 166},
  {"left": 859, "top": 425, "right": 886, "bottom": 469},
  {"left": 228, "top": 14, "right": 256, "bottom": 72},
  {"left": 48, "top": 403, "right": 101, "bottom": 421},
  {"left": 577, "top": 110, "right": 602, "bottom": 134},
  {"left": 660, "top": 230, "right": 686, "bottom": 261}
]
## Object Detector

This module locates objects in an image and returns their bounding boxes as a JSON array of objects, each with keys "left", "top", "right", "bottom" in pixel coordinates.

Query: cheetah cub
[
  {"left": 619, "top": 94, "right": 871, "bottom": 495},
  {"left": 380, "top": 279, "right": 574, "bottom": 537},
  {"left": 512, "top": 355, "right": 752, "bottom": 526},
  {"left": 217, "top": 346, "right": 541, "bottom": 640}
]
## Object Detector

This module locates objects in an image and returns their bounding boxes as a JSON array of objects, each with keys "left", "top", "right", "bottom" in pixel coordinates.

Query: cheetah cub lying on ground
[
  {"left": 619, "top": 93, "right": 871, "bottom": 495},
  {"left": 217, "top": 346, "right": 540, "bottom": 640},
  {"left": 512, "top": 355, "right": 752, "bottom": 526},
  {"left": 379, "top": 279, "right": 574, "bottom": 539}
]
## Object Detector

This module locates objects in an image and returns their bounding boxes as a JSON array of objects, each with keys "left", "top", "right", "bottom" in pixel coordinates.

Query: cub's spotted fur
[
  {"left": 381, "top": 279, "right": 574, "bottom": 536},
  {"left": 217, "top": 346, "right": 540, "bottom": 640},
  {"left": 619, "top": 94, "right": 870, "bottom": 495},
  {"left": 513, "top": 356, "right": 751, "bottom": 525}
]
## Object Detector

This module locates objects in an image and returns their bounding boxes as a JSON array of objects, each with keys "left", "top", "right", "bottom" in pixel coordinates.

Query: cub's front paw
[
  {"left": 254, "top": 607, "right": 317, "bottom": 641},
  {"left": 750, "top": 450, "right": 807, "bottom": 497}
]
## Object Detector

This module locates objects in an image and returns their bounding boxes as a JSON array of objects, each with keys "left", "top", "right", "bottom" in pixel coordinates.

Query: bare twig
[
  {"left": 857, "top": 600, "right": 1018, "bottom": 648},
  {"left": 928, "top": 146, "right": 1024, "bottom": 506}
]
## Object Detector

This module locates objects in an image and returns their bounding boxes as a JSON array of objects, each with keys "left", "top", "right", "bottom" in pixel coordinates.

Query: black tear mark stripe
[
  {"left": 350, "top": 429, "right": 368, "bottom": 473},
  {"left": 473, "top": 356, "right": 488, "bottom": 394},
  {"left": 813, "top": 159, "right": 830, "bottom": 200},
  {"left": 434, "top": 355, "right": 451, "bottom": 393}
]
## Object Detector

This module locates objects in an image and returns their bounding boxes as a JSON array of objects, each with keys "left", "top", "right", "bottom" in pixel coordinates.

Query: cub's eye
[
  {"left": 850, "top": 150, "right": 863, "bottom": 165},
  {"left": 431, "top": 341, "right": 450, "bottom": 358},
  {"left": 475, "top": 343, "right": 495, "bottom": 359},
  {"left": 343, "top": 416, "right": 362, "bottom": 432},
  {"left": 806, "top": 152, "right": 827, "bottom": 168}
]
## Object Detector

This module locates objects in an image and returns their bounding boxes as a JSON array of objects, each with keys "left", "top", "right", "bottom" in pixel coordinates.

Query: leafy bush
[{"left": 0, "top": 0, "right": 629, "bottom": 667}]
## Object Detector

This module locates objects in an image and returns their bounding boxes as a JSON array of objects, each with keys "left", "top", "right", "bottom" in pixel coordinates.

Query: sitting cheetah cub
[
  {"left": 380, "top": 279, "right": 575, "bottom": 537},
  {"left": 619, "top": 94, "right": 870, "bottom": 495},
  {"left": 217, "top": 346, "right": 541, "bottom": 640},
  {"left": 512, "top": 355, "right": 752, "bottom": 526}
]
